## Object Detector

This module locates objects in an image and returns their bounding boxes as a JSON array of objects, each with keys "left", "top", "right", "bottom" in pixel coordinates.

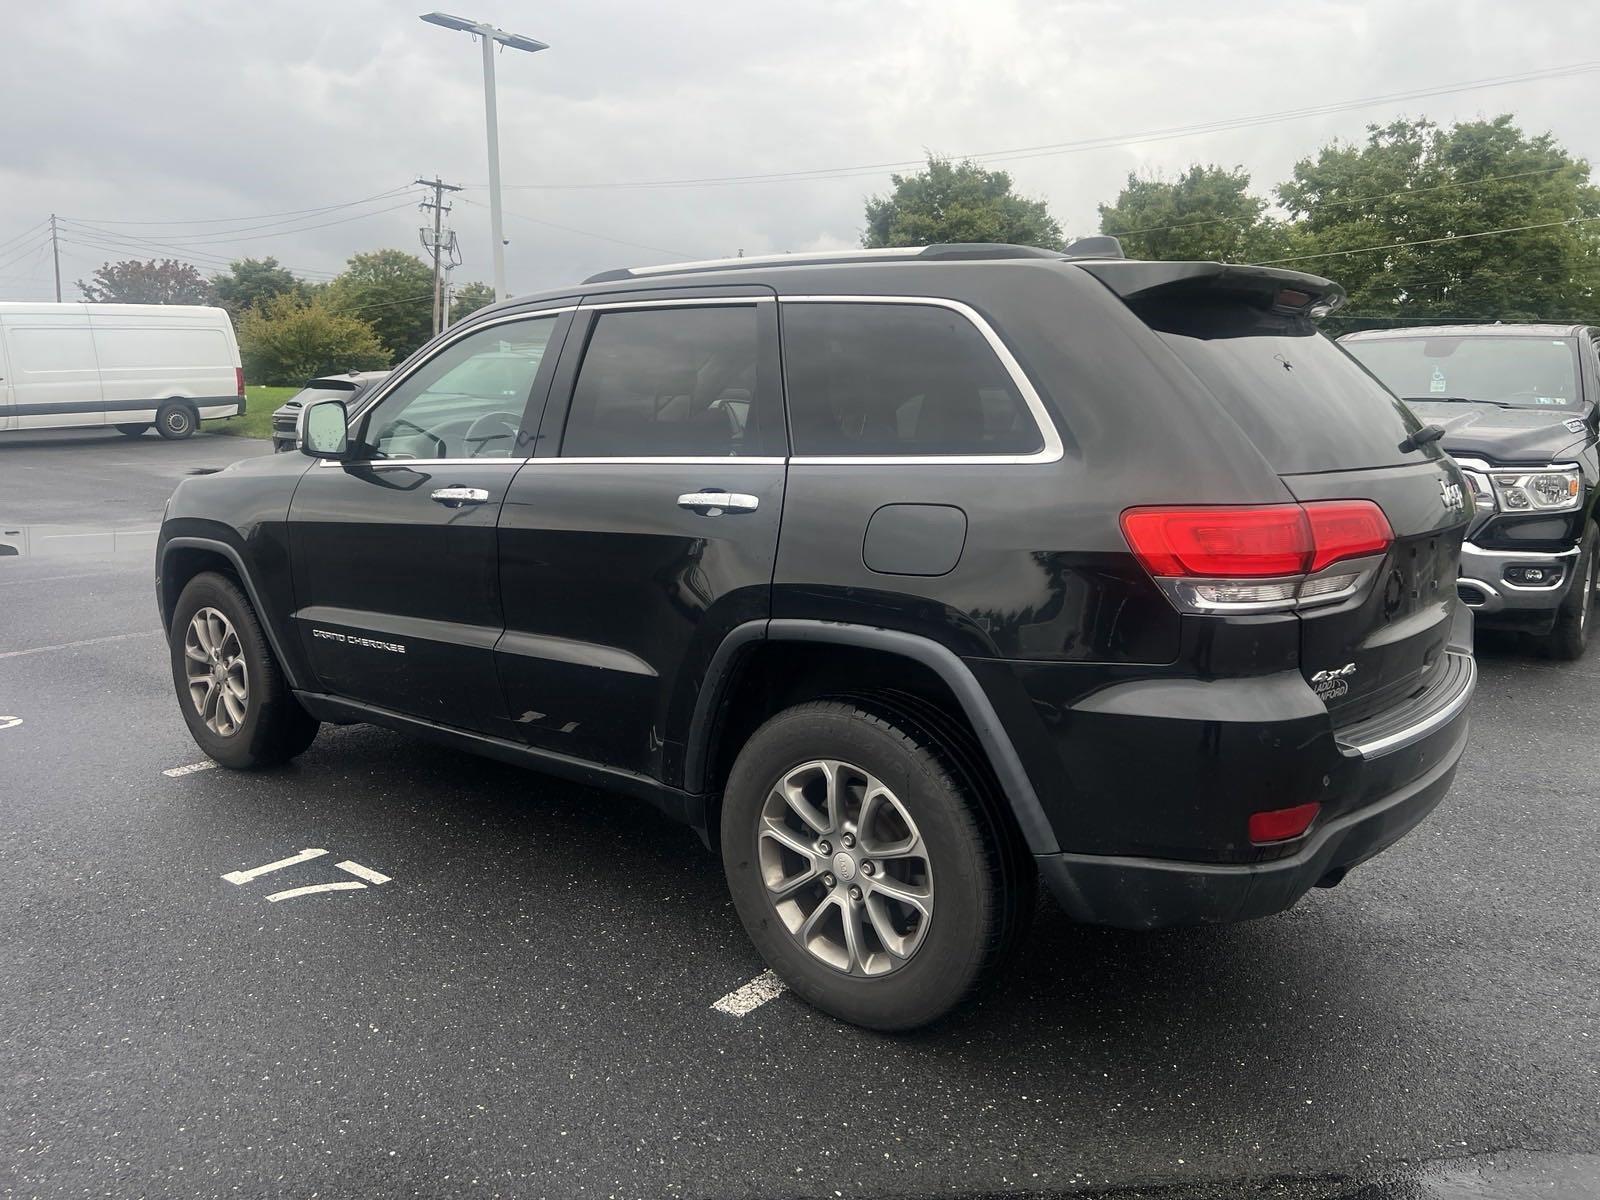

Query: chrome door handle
[
  {"left": 677, "top": 491, "right": 759, "bottom": 515},
  {"left": 431, "top": 486, "right": 490, "bottom": 506}
]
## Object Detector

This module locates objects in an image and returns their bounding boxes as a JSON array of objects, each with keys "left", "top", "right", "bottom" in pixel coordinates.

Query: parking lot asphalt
[{"left": 2, "top": 429, "right": 1598, "bottom": 1200}]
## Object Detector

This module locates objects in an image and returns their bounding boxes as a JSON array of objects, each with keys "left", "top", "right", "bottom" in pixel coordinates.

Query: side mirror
[{"left": 299, "top": 398, "right": 350, "bottom": 460}]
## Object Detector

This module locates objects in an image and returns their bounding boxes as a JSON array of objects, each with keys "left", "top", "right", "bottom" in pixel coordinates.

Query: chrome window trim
[
  {"left": 580, "top": 296, "right": 774, "bottom": 311},
  {"left": 776, "top": 295, "right": 1064, "bottom": 466},
  {"left": 525, "top": 456, "right": 786, "bottom": 466},
  {"left": 317, "top": 457, "right": 530, "bottom": 469}
]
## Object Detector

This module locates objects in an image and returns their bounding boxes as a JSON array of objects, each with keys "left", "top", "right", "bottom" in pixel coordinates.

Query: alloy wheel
[
  {"left": 183, "top": 607, "right": 249, "bottom": 736},
  {"left": 758, "top": 759, "right": 934, "bottom": 977}
]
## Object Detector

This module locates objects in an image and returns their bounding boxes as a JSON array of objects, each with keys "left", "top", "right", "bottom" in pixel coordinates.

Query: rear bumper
[
  {"left": 1039, "top": 708, "right": 1468, "bottom": 929},
  {"left": 1457, "top": 541, "right": 1578, "bottom": 618}
]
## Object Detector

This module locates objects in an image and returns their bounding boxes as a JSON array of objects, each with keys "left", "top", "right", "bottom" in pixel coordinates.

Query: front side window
[
  {"left": 362, "top": 315, "right": 557, "bottom": 460},
  {"left": 782, "top": 302, "right": 1044, "bottom": 457},
  {"left": 560, "top": 305, "right": 769, "bottom": 457}
]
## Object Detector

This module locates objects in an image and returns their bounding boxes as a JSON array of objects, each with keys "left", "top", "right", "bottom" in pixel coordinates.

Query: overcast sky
[{"left": 1, "top": 1, "right": 1595, "bottom": 301}]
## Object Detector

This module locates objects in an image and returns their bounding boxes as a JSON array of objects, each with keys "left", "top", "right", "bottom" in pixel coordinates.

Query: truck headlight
[{"left": 1490, "top": 466, "right": 1582, "bottom": 512}]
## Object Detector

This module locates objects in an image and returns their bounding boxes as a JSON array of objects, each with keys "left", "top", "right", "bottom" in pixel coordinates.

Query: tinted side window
[
  {"left": 783, "top": 302, "right": 1043, "bottom": 457},
  {"left": 561, "top": 305, "right": 770, "bottom": 457},
  {"left": 362, "top": 315, "right": 557, "bottom": 460}
]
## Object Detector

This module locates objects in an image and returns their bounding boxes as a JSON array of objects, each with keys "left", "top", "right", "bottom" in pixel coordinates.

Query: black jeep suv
[
  {"left": 157, "top": 243, "right": 1476, "bottom": 1030},
  {"left": 1341, "top": 324, "right": 1600, "bottom": 658}
]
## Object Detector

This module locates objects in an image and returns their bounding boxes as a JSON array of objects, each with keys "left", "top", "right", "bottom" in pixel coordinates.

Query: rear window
[
  {"left": 1140, "top": 301, "right": 1420, "bottom": 474},
  {"left": 1342, "top": 335, "right": 1582, "bottom": 410}
]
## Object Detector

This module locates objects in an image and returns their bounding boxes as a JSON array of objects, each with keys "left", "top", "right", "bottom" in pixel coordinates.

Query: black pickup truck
[{"left": 1342, "top": 324, "right": 1600, "bottom": 658}]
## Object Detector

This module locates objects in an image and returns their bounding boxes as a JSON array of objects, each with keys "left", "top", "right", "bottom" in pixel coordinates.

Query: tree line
[
  {"left": 864, "top": 114, "right": 1600, "bottom": 331},
  {"left": 76, "top": 252, "right": 496, "bottom": 385}
]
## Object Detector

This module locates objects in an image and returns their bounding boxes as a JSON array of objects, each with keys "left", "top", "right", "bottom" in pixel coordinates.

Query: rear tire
[
  {"left": 116, "top": 423, "right": 150, "bottom": 437},
  {"left": 1540, "top": 522, "right": 1597, "bottom": 661},
  {"left": 720, "top": 699, "right": 1027, "bottom": 1031},
  {"left": 156, "top": 402, "right": 197, "bottom": 440},
  {"left": 168, "top": 571, "right": 319, "bottom": 768}
]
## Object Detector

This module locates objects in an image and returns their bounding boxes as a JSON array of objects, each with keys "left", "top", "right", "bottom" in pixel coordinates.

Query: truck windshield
[{"left": 1344, "top": 335, "right": 1582, "bottom": 410}]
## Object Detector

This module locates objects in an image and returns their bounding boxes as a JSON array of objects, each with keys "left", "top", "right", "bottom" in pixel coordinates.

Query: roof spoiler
[
  {"left": 1062, "top": 235, "right": 1124, "bottom": 259},
  {"left": 1077, "top": 260, "right": 1346, "bottom": 318}
]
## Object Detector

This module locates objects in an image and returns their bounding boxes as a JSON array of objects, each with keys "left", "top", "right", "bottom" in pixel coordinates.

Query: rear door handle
[
  {"left": 431, "top": 486, "right": 490, "bottom": 506},
  {"left": 677, "top": 491, "right": 759, "bottom": 515}
]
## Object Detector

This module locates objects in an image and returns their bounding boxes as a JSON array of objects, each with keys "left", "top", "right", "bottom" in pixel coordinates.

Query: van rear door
[
  {"left": 0, "top": 306, "right": 105, "bottom": 429},
  {"left": 1087, "top": 262, "right": 1471, "bottom": 724}
]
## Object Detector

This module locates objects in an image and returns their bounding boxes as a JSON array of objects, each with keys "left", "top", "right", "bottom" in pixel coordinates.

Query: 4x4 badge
[{"left": 1311, "top": 663, "right": 1357, "bottom": 683}]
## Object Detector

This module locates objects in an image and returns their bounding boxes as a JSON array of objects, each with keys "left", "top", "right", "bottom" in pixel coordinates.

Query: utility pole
[
  {"left": 49, "top": 213, "right": 61, "bottom": 302},
  {"left": 416, "top": 176, "right": 463, "bottom": 335}
]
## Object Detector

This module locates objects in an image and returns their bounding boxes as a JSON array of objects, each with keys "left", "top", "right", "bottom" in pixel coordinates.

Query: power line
[
  {"left": 58, "top": 228, "right": 343, "bottom": 281},
  {"left": 60, "top": 186, "right": 415, "bottom": 228},
  {"left": 59, "top": 201, "right": 415, "bottom": 251},
  {"left": 477, "top": 60, "right": 1600, "bottom": 193},
  {"left": 0, "top": 218, "right": 50, "bottom": 256},
  {"left": 1257, "top": 214, "right": 1600, "bottom": 266}
]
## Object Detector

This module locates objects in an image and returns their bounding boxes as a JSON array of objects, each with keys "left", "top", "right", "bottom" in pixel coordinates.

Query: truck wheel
[
  {"left": 156, "top": 402, "right": 197, "bottom": 440},
  {"left": 168, "top": 571, "right": 319, "bottom": 768},
  {"left": 720, "top": 700, "right": 1026, "bottom": 1031},
  {"left": 115, "top": 423, "right": 150, "bottom": 437},
  {"left": 1541, "top": 523, "right": 1598, "bottom": 661}
]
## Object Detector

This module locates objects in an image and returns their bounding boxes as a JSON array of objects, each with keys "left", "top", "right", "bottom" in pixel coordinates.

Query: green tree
[
  {"left": 78, "top": 258, "right": 212, "bottom": 304},
  {"left": 1276, "top": 115, "right": 1600, "bottom": 328},
  {"left": 325, "top": 249, "right": 436, "bottom": 360},
  {"left": 450, "top": 280, "right": 496, "bottom": 324},
  {"left": 238, "top": 294, "right": 390, "bottom": 386},
  {"left": 212, "top": 257, "right": 308, "bottom": 320},
  {"left": 1097, "top": 164, "right": 1287, "bottom": 263},
  {"left": 863, "top": 156, "right": 1065, "bottom": 250}
]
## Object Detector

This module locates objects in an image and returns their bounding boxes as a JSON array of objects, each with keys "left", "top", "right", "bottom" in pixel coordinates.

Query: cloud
[{"left": 0, "top": 0, "right": 1593, "bottom": 300}]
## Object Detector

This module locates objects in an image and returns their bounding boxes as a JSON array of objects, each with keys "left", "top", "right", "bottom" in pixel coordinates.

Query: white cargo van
[{"left": 0, "top": 302, "right": 245, "bottom": 440}]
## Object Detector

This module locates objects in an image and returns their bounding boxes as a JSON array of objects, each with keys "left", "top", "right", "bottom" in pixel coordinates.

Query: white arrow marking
[
  {"left": 266, "top": 880, "right": 367, "bottom": 903},
  {"left": 711, "top": 969, "right": 789, "bottom": 1017},
  {"left": 222, "top": 847, "right": 328, "bottom": 885},
  {"left": 335, "top": 860, "right": 391, "bottom": 885}
]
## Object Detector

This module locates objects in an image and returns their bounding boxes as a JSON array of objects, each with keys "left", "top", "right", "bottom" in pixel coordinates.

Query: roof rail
[{"left": 582, "top": 242, "right": 1066, "bottom": 284}]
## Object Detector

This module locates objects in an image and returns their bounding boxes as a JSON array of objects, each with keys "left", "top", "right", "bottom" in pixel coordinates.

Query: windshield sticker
[
  {"left": 1535, "top": 396, "right": 1568, "bottom": 405},
  {"left": 1429, "top": 366, "right": 1447, "bottom": 393}
]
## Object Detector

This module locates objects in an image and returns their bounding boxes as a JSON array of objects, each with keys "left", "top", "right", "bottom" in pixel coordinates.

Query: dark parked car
[
  {"left": 1342, "top": 325, "right": 1600, "bottom": 658},
  {"left": 157, "top": 243, "right": 1476, "bottom": 1029},
  {"left": 270, "top": 371, "right": 390, "bottom": 452}
]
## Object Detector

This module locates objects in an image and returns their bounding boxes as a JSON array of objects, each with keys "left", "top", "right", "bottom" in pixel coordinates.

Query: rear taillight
[
  {"left": 1120, "top": 500, "right": 1392, "bottom": 613},
  {"left": 235, "top": 367, "right": 246, "bottom": 396}
]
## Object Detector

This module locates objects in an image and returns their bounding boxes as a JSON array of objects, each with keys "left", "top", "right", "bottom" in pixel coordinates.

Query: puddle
[{"left": 0, "top": 523, "right": 158, "bottom": 560}]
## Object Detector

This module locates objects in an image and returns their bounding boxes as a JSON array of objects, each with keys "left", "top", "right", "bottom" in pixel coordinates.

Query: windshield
[{"left": 1344, "top": 335, "right": 1582, "bottom": 410}]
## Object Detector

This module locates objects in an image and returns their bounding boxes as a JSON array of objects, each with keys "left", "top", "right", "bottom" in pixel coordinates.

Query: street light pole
[
  {"left": 479, "top": 28, "right": 506, "bottom": 301},
  {"left": 420, "top": 12, "right": 548, "bottom": 303}
]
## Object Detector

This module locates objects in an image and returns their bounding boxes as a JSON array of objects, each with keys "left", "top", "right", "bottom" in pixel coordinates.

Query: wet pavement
[{"left": 1, "top": 429, "right": 1597, "bottom": 1199}]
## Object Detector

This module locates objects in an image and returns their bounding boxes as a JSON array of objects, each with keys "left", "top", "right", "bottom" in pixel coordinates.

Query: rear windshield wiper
[{"left": 1401, "top": 395, "right": 1514, "bottom": 408}]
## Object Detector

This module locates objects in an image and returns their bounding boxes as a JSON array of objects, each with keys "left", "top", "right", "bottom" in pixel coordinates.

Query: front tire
[
  {"left": 156, "top": 402, "right": 197, "bottom": 440},
  {"left": 720, "top": 700, "right": 1026, "bottom": 1031},
  {"left": 1540, "top": 522, "right": 1597, "bottom": 661},
  {"left": 168, "top": 571, "right": 319, "bottom": 768}
]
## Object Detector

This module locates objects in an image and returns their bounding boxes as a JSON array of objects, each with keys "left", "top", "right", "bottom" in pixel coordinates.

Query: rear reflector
[
  {"left": 1121, "top": 501, "right": 1392, "bottom": 579},
  {"left": 1248, "top": 801, "right": 1321, "bottom": 845}
]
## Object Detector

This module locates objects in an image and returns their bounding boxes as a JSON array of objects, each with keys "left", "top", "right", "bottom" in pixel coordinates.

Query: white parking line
[
  {"left": 164, "top": 760, "right": 220, "bottom": 778},
  {"left": 266, "top": 880, "right": 367, "bottom": 903},
  {"left": 222, "top": 847, "right": 328, "bottom": 885},
  {"left": 0, "top": 631, "right": 160, "bottom": 660},
  {"left": 335, "top": 860, "right": 391, "bottom": 885},
  {"left": 712, "top": 969, "right": 789, "bottom": 1017},
  {"left": 0, "top": 716, "right": 21, "bottom": 731}
]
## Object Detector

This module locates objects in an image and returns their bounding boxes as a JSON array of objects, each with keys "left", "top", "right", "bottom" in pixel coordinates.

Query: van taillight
[
  {"left": 1120, "top": 501, "right": 1392, "bottom": 613},
  {"left": 235, "top": 367, "right": 246, "bottom": 396}
]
